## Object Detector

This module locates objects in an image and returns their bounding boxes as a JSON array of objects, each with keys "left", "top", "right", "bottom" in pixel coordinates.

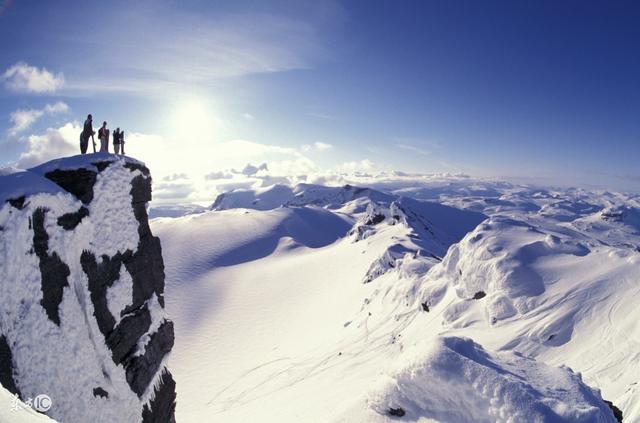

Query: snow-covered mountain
[
  {"left": 0, "top": 154, "right": 176, "bottom": 423},
  {"left": 152, "top": 181, "right": 636, "bottom": 422},
  {"left": 2, "top": 155, "right": 636, "bottom": 422}
]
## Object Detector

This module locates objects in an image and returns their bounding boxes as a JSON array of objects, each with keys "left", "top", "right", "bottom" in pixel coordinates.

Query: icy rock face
[
  {"left": 350, "top": 201, "right": 402, "bottom": 243},
  {"left": 369, "top": 336, "right": 618, "bottom": 422},
  {"left": 0, "top": 155, "right": 176, "bottom": 423}
]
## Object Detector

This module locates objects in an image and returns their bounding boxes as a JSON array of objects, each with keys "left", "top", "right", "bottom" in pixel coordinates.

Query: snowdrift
[
  {"left": 0, "top": 154, "right": 175, "bottom": 423},
  {"left": 369, "top": 336, "right": 616, "bottom": 422}
]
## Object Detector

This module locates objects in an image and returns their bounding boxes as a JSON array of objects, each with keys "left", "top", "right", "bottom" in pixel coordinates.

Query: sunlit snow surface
[{"left": 152, "top": 180, "right": 638, "bottom": 422}]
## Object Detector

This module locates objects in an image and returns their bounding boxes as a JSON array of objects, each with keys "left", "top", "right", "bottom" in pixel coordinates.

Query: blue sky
[{"left": 1, "top": 0, "right": 639, "bottom": 201}]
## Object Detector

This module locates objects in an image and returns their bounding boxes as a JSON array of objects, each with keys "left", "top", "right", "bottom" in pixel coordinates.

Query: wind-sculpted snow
[
  {"left": 369, "top": 336, "right": 616, "bottom": 422},
  {"left": 153, "top": 176, "right": 638, "bottom": 422},
  {"left": 0, "top": 154, "right": 175, "bottom": 423},
  {"left": 428, "top": 217, "right": 590, "bottom": 324},
  {"left": 154, "top": 206, "right": 353, "bottom": 272}
]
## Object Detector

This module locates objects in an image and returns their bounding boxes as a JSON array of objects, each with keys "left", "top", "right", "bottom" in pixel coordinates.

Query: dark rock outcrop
[
  {"left": 125, "top": 320, "right": 175, "bottom": 397},
  {"left": 81, "top": 251, "right": 129, "bottom": 338},
  {"left": 107, "top": 306, "right": 152, "bottom": 366},
  {"left": 472, "top": 291, "right": 487, "bottom": 300},
  {"left": 365, "top": 213, "right": 386, "bottom": 226},
  {"left": 57, "top": 206, "right": 90, "bottom": 230},
  {"left": 8, "top": 196, "right": 25, "bottom": 210},
  {"left": 32, "top": 207, "right": 71, "bottom": 326},
  {"left": 142, "top": 369, "right": 177, "bottom": 423},
  {"left": 388, "top": 407, "right": 406, "bottom": 417},
  {"left": 604, "top": 400, "right": 623, "bottom": 422},
  {"left": 0, "top": 335, "right": 21, "bottom": 397},
  {"left": 44, "top": 168, "right": 97, "bottom": 204},
  {"left": 93, "top": 387, "right": 109, "bottom": 399},
  {"left": 125, "top": 174, "right": 166, "bottom": 309}
]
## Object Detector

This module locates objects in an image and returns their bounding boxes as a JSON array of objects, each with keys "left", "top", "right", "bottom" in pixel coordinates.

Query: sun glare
[{"left": 170, "top": 97, "right": 214, "bottom": 140}]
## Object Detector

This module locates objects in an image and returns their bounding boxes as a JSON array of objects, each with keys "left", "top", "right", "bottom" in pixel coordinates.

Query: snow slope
[{"left": 153, "top": 181, "right": 632, "bottom": 422}]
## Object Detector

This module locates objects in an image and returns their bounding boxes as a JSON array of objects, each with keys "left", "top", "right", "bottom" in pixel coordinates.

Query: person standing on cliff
[
  {"left": 113, "top": 127, "right": 121, "bottom": 154},
  {"left": 79, "top": 114, "right": 95, "bottom": 154},
  {"left": 97, "top": 121, "right": 109, "bottom": 153},
  {"left": 120, "top": 130, "right": 126, "bottom": 155}
]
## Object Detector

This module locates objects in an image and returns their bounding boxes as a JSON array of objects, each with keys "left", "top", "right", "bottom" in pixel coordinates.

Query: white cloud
[
  {"left": 394, "top": 138, "right": 442, "bottom": 156},
  {"left": 162, "top": 173, "right": 189, "bottom": 182},
  {"left": 217, "top": 139, "right": 299, "bottom": 158},
  {"left": 44, "top": 102, "right": 69, "bottom": 114},
  {"left": 66, "top": 10, "right": 331, "bottom": 94},
  {"left": 334, "top": 159, "right": 376, "bottom": 174},
  {"left": 396, "top": 144, "right": 431, "bottom": 156},
  {"left": 238, "top": 163, "right": 268, "bottom": 176},
  {"left": 205, "top": 171, "right": 234, "bottom": 180},
  {"left": 2, "top": 62, "right": 65, "bottom": 93},
  {"left": 302, "top": 142, "right": 333, "bottom": 152},
  {"left": 8, "top": 102, "right": 69, "bottom": 135},
  {"left": 267, "top": 157, "right": 318, "bottom": 176},
  {"left": 9, "top": 110, "right": 43, "bottom": 135},
  {"left": 154, "top": 182, "right": 195, "bottom": 200},
  {"left": 16, "top": 122, "right": 79, "bottom": 168},
  {"left": 308, "top": 112, "right": 337, "bottom": 120},
  {"left": 243, "top": 113, "right": 254, "bottom": 120}
]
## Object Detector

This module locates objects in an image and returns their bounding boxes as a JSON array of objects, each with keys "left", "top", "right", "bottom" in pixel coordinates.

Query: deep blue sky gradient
[{"left": 1, "top": 0, "right": 639, "bottom": 190}]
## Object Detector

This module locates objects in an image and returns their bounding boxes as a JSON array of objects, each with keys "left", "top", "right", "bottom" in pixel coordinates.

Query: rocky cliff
[{"left": 0, "top": 154, "right": 176, "bottom": 422}]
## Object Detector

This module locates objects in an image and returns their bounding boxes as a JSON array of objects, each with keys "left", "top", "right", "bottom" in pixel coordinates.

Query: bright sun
[{"left": 170, "top": 97, "right": 214, "bottom": 140}]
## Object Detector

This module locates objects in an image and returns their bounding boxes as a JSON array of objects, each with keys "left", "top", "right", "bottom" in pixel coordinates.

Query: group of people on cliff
[{"left": 79, "top": 114, "right": 126, "bottom": 155}]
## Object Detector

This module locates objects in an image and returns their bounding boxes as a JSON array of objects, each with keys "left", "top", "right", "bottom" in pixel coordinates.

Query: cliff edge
[{"left": 0, "top": 153, "right": 176, "bottom": 422}]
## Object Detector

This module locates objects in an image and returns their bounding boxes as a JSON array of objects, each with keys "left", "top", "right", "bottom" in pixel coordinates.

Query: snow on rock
[
  {"left": 0, "top": 154, "right": 175, "bottom": 423},
  {"left": 355, "top": 198, "right": 487, "bottom": 284},
  {"left": 368, "top": 336, "right": 618, "bottom": 422}
]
